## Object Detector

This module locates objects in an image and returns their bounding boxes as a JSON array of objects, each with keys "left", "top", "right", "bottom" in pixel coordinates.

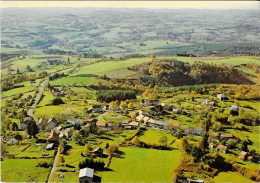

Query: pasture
[{"left": 213, "top": 172, "right": 254, "bottom": 183}]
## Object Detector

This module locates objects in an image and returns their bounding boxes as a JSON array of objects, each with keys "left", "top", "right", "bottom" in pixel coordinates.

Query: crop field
[
  {"left": 96, "top": 147, "right": 182, "bottom": 182},
  {"left": 1, "top": 158, "right": 52, "bottom": 182}
]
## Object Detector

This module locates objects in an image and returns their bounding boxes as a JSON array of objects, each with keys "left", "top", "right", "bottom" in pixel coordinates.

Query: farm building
[
  {"left": 193, "top": 127, "right": 203, "bottom": 136},
  {"left": 37, "top": 117, "right": 48, "bottom": 130},
  {"left": 79, "top": 167, "right": 101, "bottom": 183},
  {"left": 47, "top": 117, "right": 58, "bottom": 130},
  {"left": 47, "top": 131, "right": 59, "bottom": 142},
  {"left": 7, "top": 137, "right": 18, "bottom": 144},
  {"left": 127, "top": 122, "right": 139, "bottom": 129},
  {"left": 89, "top": 105, "right": 103, "bottom": 113},
  {"left": 92, "top": 148, "right": 103, "bottom": 157},
  {"left": 216, "top": 144, "right": 227, "bottom": 154}
]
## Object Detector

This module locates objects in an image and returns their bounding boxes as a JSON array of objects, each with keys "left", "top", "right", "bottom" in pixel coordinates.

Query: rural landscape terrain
[{"left": 1, "top": 7, "right": 260, "bottom": 183}]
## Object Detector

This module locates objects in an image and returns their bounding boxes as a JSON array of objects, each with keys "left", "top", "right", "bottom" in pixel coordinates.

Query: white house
[
  {"left": 173, "top": 108, "right": 182, "bottom": 114},
  {"left": 79, "top": 168, "right": 94, "bottom": 183},
  {"left": 47, "top": 117, "right": 58, "bottom": 130},
  {"left": 193, "top": 127, "right": 203, "bottom": 136},
  {"left": 8, "top": 137, "right": 18, "bottom": 144}
]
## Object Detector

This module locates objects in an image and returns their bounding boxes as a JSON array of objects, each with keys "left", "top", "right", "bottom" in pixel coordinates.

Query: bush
[
  {"left": 79, "top": 158, "right": 105, "bottom": 170},
  {"left": 37, "top": 159, "right": 49, "bottom": 167},
  {"left": 52, "top": 97, "right": 64, "bottom": 105}
]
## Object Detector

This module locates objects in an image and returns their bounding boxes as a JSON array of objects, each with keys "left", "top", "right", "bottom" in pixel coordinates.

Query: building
[
  {"left": 47, "top": 117, "right": 58, "bottom": 130},
  {"left": 59, "top": 128, "right": 74, "bottom": 139},
  {"left": 20, "top": 116, "right": 34, "bottom": 130},
  {"left": 67, "top": 118, "right": 82, "bottom": 125},
  {"left": 161, "top": 103, "right": 170, "bottom": 110},
  {"left": 92, "top": 148, "right": 103, "bottom": 157},
  {"left": 47, "top": 59, "right": 61, "bottom": 65},
  {"left": 210, "top": 132, "right": 220, "bottom": 139},
  {"left": 143, "top": 99, "right": 159, "bottom": 106},
  {"left": 136, "top": 114, "right": 144, "bottom": 121},
  {"left": 127, "top": 122, "right": 139, "bottom": 129},
  {"left": 216, "top": 144, "right": 227, "bottom": 154},
  {"left": 172, "top": 107, "right": 182, "bottom": 114},
  {"left": 220, "top": 134, "right": 234, "bottom": 140},
  {"left": 187, "top": 178, "right": 204, "bottom": 183},
  {"left": 37, "top": 117, "right": 48, "bottom": 130},
  {"left": 79, "top": 167, "right": 101, "bottom": 183},
  {"left": 96, "top": 122, "right": 108, "bottom": 130},
  {"left": 154, "top": 121, "right": 170, "bottom": 130},
  {"left": 46, "top": 143, "right": 54, "bottom": 150},
  {"left": 47, "top": 130, "right": 59, "bottom": 142},
  {"left": 8, "top": 137, "right": 18, "bottom": 144},
  {"left": 89, "top": 105, "right": 102, "bottom": 113},
  {"left": 108, "top": 122, "right": 121, "bottom": 130},
  {"left": 239, "top": 151, "right": 248, "bottom": 160},
  {"left": 217, "top": 94, "right": 228, "bottom": 101},
  {"left": 172, "top": 123, "right": 181, "bottom": 131},
  {"left": 231, "top": 105, "right": 240, "bottom": 115},
  {"left": 193, "top": 127, "right": 203, "bottom": 136}
]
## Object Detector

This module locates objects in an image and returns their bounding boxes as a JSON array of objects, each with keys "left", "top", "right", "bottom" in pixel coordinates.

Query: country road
[
  {"left": 27, "top": 79, "right": 48, "bottom": 117},
  {"left": 98, "top": 111, "right": 108, "bottom": 122},
  {"left": 48, "top": 150, "right": 60, "bottom": 183}
]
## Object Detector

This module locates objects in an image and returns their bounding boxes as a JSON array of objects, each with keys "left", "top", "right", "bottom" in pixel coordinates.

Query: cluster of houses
[
  {"left": 50, "top": 87, "right": 65, "bottom": 97},
  {"left": 41, "top": 59, "right": 62, "bottom": 66}
]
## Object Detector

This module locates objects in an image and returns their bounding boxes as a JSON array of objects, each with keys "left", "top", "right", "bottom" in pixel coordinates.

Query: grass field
[
  {"left": 1, "top": 86, "right": 36, "bottom": 97},
  {"left": 96, "top": 147, "right": 181, "bottom": 182},
  {"left": 213, "top": 172, "right": 254, "bottom": 183},
  {"left": 1, "top": 158, "right": 51, "bottom": 182},
  {"left": 72, "top": 58, "right": 151, "bottom": 76},
  {"left": 49, "top": 77, "right": 98, "bottom": 86}
]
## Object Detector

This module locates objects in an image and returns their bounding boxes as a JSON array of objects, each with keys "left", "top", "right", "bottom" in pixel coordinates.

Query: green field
[
  {"left": 213, "top": 172, "right": 255, "bottom": 183},
  {"left": 1, "top": 86, "right": 36, "bottom": 97},
  {"left": 72, "top": 58, "right": 151, "bottom": 76},
  {"left": 97, "top": 147, "right": 182, "bottom": 182},
  {"left": 1, "top": 158, "right": 51, "bottom": 182},
  {"left": 49, "top": 76, "right": 98, "bottom": 86}
]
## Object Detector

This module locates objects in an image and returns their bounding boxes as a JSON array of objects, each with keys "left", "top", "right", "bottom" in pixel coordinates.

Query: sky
[{"left": 0, "top": 1, "right": 259, "bottom": 10}]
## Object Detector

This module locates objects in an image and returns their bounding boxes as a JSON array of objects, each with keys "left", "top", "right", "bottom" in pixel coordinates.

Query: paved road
[
  {"left": 27, "top": 79, "right": 48, "bottom": 117},
  {"left": 98, "top": 111, "right": 108, "bottom": 122},
  {"left": 48, "top": 150, "right": 60, "bottom": 183}
]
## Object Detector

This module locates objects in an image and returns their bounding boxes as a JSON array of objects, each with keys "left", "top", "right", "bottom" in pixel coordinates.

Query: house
[
  {"left": 148, "top": 106, "right": 160, "bottom": 115},
  {"left": 122, "top": 119, "right": 130, "bottom": 126},
  {"left": 47, "top": 117, "right": 58, "bottom": 130},
  {"left": 193, "top": 127, "right": 203, "bottom": 136},
  {"left": 52, "top": 125, "right": 62, "bottom": 133},
  {"left": 47, "top": 130, "right": 59, "bottom": 142},
  {"left": 184, "top": 127, "right": 194, "bottom": 134},
  {"left": 161, "top": 103, "right": 170, "bottom": 110},
  {"left": 239, "top": 151, "right": 248, "bottom": 160},
  {"left": 46, "top": 143, "right": 54, "bottom": 150},
  {"left": 89, "top": 105, "right": 102, "bottom": 113},
  {"left": 210, "top": 132, "right": 220, "bottom": 139},
  {"left": 92, "top": 148, "right": 103, "bottom": 157},
  {"left": 96, "top": 122, "right": 108, "bottom": 130},
  {"left": 47, "top": 59, "right": 61, "bottom": 65},
  {"left": 172, "top": 107, "right": 182, "bottom": 114},
  {"left": 8, "top": 137, "right": 18, "bottom": 144},
  {"left": 37, "top": 117, "right": 48, "bottom": 130},
  {"left": 217, "top": 94, "right": 228, "bottom": 101},
  {"left": 216, "top": 144, "right": 227, "bottom": 154},
  {"left": 172, "top": 123, "right": 181, "bottom": 131},
  {"left": 127, "top": 122, "right": 139, "bottom": 129},
  {"left": 108, "top": 122, "right": 121, "bottom": 130},
  {"left": 187, "top": 178, "right": 204, "bottom": 183},
  {"left": 136, "top": 114, "right": 144, "bottom": 121},
  {"left": 154, "top": 121, "right": 170, "bottom": 130},
  {"left": 220, "top": 134, "right": 234, "bottom": 140},
  {"left": 30, "top": 80, "right": 36, "bottom": 85},
  {"left": 79, "top": 167, "right": 102, "bottom": 183},
  {"left": 143, "top": 116, "right": 149, "bottom": 123},
  {"left": 20, "top": 116, "right": 34, "bottom": 130},
  {"left": 143, "top": 99, "right": 159, "bottom": 106},
  {"left": 146, "top": 118, "right": 155, "bottom": 126},
  {"left": 59, "top": 128, "right": 74, "bottom": 139},
  {"left": 231, "top": 105, "right": 240, "bottom": 115},
  {"left": 67, "top": 118, "right": 82, "bottom": 125}
]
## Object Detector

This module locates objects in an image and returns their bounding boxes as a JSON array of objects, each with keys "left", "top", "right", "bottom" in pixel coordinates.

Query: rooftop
[{"left": 79, "top": 168, "right": 94, "bottom": 178}]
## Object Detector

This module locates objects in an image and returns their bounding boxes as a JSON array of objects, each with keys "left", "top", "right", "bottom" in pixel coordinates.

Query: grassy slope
[
  {"left": 97, "top": 147, "right": 181, "bottom": 182},
  {"left": 213, "top": 172, "right": 254, "bottom": 183}
]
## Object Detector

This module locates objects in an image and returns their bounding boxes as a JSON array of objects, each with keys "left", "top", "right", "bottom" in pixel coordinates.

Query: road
[
  {"left": 98, "top": 111, "right": 108, "bottom": 122},
  {"left": 27, "top": 79, "right": 48, "bottom": 117},
  {"left": 48, "top": 150, "right": 60, "bottom": 183}
]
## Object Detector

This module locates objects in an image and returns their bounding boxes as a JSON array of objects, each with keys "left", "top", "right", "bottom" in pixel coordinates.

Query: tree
[
  {"left": 179, "top": 138, "right": 191, "bottom": 153},
  {"left": 105, "top": 142, "right": 110, "bottom": 149},
  {"left": 16, "top": 68, "right": 20, "bottom": 74},
  {"left": 26, "top": 65, "right": 31, "bottom": 71},
  {"left": 242, "top": 140, "right": 248, "bottom": 152},
  {"left": 58, "top": 144, "right": 64, "bottom": 154},
  {"left": 128, "top": 102, "right": 134, "bottom": 109},
  {"left": 11, "top": 122, "right": 18, "bottom": 131},
  {"left": 131, "top": 113, "right": 136, "bottom": 121},
  {"left": 22, "top": 132, "right": 28, "bottom": 139},
  {"left": 202, "top": 133, "right": 209, "bottom": 150},
  {"left": 176, "top": 129, "right": 182, "bottom": 139},
  {"left": 109, "top": 101, "right": 117, "bottom": 111},
  {"left": 131, "top": 136, "right": 141, "bottom": 146},
  {"left": 58, "top": 155, "right": 65, "bottom": 165},
  {"left": 159, "top": 136, "right": 168, "bottom": 146},
  {"left": 82, "top": 144, "right": 91, "bottom": 156},
  {"left": 26, "top": 120, "right": 39, "bottom": 138},
  {"left": 72, "top": 133, "right": 82, "bottom": 144},
  {"left": 120, "top": 101, "right": 127, "bottom": 110},
  {"left": 67, "top": 57, "right": 70, "bottom": 63}
]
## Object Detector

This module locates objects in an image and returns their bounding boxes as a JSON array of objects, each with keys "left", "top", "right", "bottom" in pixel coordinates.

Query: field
[
  {"left": 97, "top": 147, "right": 182, "bottom": 182},
  {"left": 213, "top": 172, "right": 255, "bottom": 183},
  {"left": 49, "top": 76, "right": 98, "bottom": 86},
  {"left": 1, "top": 158, "right": 52, "bottom": 182},
  {"left": 1, "top": 86, "right": 36, "bottom": 97}
]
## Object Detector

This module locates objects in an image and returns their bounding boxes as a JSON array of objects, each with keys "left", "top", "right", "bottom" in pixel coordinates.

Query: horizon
[{"left": 1, "top": 1, "right": 259, "bottom": 10}]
